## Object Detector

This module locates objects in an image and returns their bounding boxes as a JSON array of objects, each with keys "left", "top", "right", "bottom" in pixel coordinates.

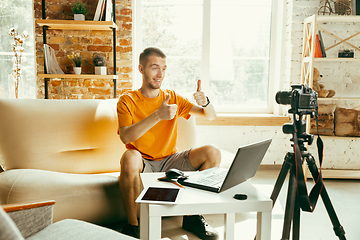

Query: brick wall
[{"left": 34, "top": 0, "right": 133, "bottom": 99}]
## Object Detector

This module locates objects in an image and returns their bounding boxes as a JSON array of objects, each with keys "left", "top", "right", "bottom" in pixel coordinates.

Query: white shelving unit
[
  {"left": 301, "top": 14, "right": 360, "bottom": 89},
  {"left": 300, "top": 15, "right": 360, "bottom": 178},
  {"left": 301, "top": 15, "right": 360, "bottom": 105}
]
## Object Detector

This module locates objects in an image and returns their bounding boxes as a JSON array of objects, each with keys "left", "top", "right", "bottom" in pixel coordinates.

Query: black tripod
[{"left": 269, "top": 118, "right": 346, "bottom": 240}]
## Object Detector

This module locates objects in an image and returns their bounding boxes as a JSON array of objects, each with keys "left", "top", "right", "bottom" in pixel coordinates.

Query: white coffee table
[{"left": 139, "top": 172, "right": 272, "bottom": 240}]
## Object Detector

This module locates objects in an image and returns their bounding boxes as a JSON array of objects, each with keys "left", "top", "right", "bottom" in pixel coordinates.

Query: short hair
[{"left": 139, "top": 47, "right": 166, "bottom": 66}]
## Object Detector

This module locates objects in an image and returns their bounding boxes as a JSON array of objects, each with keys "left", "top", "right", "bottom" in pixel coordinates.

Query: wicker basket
[{"left": 334, "top": 0, "right": 352, "bottom": 15}]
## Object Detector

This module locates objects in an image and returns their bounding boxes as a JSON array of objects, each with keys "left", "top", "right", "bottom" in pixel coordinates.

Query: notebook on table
[{"left": 178, "top": 139, "right": 272, "bottom": 193}]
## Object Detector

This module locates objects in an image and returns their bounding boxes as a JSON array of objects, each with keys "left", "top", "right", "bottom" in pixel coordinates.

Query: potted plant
[
  {"left": 71, "top": 2, "right": 88, "bottom": 21},
  {"left": 93, "top": 54, "right": 107, "bottom": 75},
  {"left": 67, "top": 52, "right": 82, "bottom": 74}
]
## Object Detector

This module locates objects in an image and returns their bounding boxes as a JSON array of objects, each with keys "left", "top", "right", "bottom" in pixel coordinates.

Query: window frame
[
  {"left": 133, "top": 0, "right": 286, "bottom": 116},
  {"left": 0, "top": 0, "right": 36, "bottom": 99}
]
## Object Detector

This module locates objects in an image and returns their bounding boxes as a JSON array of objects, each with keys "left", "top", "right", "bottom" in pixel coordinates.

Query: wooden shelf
[
  {"left": 319, "top": 135, "right": 360, "bottom": 140},
  {"left": 314, "top": 57, "right": 360, "bottom": 62},
  {"left": 38, "top": 0, "right": 118, "bottom": 98},
  {"left": 303, "top": 57, "right": 360, "bottom": 63},
  {"left": 317, "top": 15, "right": 360, "bottom": 23},
  {"left": 196, "top": 114, "right": 289, "bottom": 126},
  {"left": 318, "top": 97, "right": 360, "bottom": 102},
  {"left": 38, "top": 74, "right": 118, "bottom": 79},
  {"left": 36, "top": 19, "right": 117, "bottom": 31},
  {"left": 306, "top": 168, "right": 360, "bottom": 179},
  {"left": 262, "top": 165, "right": 360, "bottom": 179}
]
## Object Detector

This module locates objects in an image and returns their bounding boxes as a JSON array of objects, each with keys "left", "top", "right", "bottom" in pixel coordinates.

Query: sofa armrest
[
  {"left": 2, "top": 200, "right": 55, "bottom": 213},
  {"left": 2, "top": 201, "right": 55, "bottom": 239}
]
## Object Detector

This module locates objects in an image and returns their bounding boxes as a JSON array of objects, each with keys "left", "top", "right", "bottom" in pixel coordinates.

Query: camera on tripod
[
  {"left": 275, "top": 84, "right": 318, "bottom": 115},
  {"left": 275, "top": 84, "right": 318, "bottom": 146},
  {"left": 269, "top": 84, "right": 346, "bottom": 240}
]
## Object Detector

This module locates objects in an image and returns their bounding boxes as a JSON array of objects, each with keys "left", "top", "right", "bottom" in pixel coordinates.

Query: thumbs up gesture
[
  {"left": 157, "top": 95, "right": 178, "bottom": 120},
  {"left": 193, "top": 79, "right": 207, "bottom": 106}
]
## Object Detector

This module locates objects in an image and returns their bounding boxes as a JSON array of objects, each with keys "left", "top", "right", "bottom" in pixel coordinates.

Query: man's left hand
[{"left": 193, "top": 79, "right": 207, "bottom": 106}]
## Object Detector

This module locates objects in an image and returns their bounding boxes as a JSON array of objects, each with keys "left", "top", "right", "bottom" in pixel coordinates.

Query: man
[{"left": 117, "top": 47, "right": 221, "bottom": 239}]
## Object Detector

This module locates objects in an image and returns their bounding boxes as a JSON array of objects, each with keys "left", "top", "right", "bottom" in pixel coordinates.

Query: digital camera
[{"left": 275, "top": 84, "right": 318, "bottom": 115}]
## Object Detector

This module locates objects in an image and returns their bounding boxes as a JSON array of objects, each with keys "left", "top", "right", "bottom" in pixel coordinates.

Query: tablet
[{"left": 136, "top": 186, "right": 183, "bottom": 205}]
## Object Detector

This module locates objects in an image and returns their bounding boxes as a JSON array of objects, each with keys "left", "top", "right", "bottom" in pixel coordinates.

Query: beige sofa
[{"left": 0, "top": 99, "right": 200, "bottom": 225}]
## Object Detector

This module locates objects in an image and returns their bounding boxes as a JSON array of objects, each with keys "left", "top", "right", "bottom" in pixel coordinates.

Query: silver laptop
[{"left": 178, "top": 139, "right": 272, "bottom": 193}]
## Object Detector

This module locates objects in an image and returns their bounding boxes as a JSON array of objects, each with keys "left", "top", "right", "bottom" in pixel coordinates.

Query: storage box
[
  {"left": 310, "top": 104, "right": 336, "bottom": 136},
  {"left": 334, "top": 107, "right": 360, "bottom": 137}
]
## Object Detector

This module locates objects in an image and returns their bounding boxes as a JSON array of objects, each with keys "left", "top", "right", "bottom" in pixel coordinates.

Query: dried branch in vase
[{"left": 9, "top": 28, "right": 29, "bottom": 98}]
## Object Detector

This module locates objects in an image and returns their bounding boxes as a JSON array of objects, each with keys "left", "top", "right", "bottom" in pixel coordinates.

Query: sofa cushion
[{"left": 0, "top": 99, "right": 125, "bottom": 174}]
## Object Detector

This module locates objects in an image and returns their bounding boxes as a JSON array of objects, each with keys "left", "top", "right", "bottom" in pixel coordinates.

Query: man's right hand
[
  {"left": 119, "top": 95, "right": 177, "bottom": 144},
  {"left": 157, "top": 95, "right": 178, "bottom": 120}
]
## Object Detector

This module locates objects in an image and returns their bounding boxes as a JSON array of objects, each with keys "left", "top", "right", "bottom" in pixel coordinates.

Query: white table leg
[
  {"left": 256, "top": 211, "right": 271, "bottom": 240},
  {"left": 224, "top": 213, "right": 235, "bottom": 240},
  {"left": 140, "top": 204, "right": 149, "bottom": 240},
  {"left": 148, "top": 216, "right": 162, "bottom": 240}
]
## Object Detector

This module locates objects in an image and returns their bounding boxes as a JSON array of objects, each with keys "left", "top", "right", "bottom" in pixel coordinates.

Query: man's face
[{"left": 140, "top": 55, "right": 167, "bottom": 90}]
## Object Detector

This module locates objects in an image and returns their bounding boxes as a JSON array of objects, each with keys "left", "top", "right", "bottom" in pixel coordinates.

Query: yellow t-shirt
[{"left": 117, "top": 89, "right": 194, "bottom": 161}]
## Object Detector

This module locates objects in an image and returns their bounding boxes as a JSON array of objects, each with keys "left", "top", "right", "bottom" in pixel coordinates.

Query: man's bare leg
[
  {"left": 189, "top": 145, "right": 221, "bottom": 170},
  {"left": 119, "top": 150, "right": 143, "bottom": 229}
]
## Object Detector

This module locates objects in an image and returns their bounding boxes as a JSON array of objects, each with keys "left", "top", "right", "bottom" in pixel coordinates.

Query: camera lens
[{"left": 275, "top": 90, "right": 291, "bottom": 105}]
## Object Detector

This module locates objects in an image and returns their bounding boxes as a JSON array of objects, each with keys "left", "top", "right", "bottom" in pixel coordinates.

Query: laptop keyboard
[{"left": 195, "top": 170, "right": 227, "bottom": 186}]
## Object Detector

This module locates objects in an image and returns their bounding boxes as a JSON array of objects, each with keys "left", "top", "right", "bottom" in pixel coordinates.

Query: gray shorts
[{"left": 142, "top": 149, "right": 196, "bottom": 173}]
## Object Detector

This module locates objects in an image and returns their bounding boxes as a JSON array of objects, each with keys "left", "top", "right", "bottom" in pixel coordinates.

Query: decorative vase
[
  {"left": 95, "top": 66, "right": 107, "bottom": 75},
  {"left": 8, "top": 75, "right": 21, "bottom": 98},
  {"left": 74, "top": 67, "right": 81, "bottom": 75},
  {"left": 74, "top": 14, "right": 85, "bottom": 21}
]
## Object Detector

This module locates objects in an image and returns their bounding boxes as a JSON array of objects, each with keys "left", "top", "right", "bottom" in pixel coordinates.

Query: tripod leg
[
  {"left": 270, "top": 153, "right": 292, "bottom": 205},
  {"left": 306, "top": 157, "right": 347, "bottom": 240},
  {"left": 281, "top": 166, "right": 298, "bottom": 240},
  {"left": 292, "top": 196, "right": 301, "bottom": 240},
  {"left": 254, "top": 153, "right": 292, "bottom": 240}
]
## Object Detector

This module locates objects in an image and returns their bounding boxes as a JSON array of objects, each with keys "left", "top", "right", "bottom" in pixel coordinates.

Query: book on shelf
[
  {"left": 307, "top": 35, "right": 323, "bottom": 58},
  {"left": 93, "top": 0, "right": 113, "bottom": 21},
  {"left": 93, "top": 0, "right": 104, "bottom": 21},
  {"left": 44, "top": 44, "right": 64, "bottom": 74},
  {"left": 314, "top": 34, "right": 323, "bottom": 58},
  {"left": 105, "top": 0, "right": 113, "bottom": 21},
  {"left": 318, "top": 30, "right": 327, "bottom": 57}
]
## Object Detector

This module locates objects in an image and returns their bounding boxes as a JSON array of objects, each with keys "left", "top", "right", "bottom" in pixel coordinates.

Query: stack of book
[{"left": 93, "top": 0, "right": 113, "bottom": 21}]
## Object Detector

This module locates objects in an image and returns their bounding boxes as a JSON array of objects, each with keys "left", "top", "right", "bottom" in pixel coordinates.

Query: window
[
  {"left": 135, "top": 0, "right": 283, "bottom": 113},
  {"left": 0, "top": 0, "right": 36, "bottom": 99}
]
